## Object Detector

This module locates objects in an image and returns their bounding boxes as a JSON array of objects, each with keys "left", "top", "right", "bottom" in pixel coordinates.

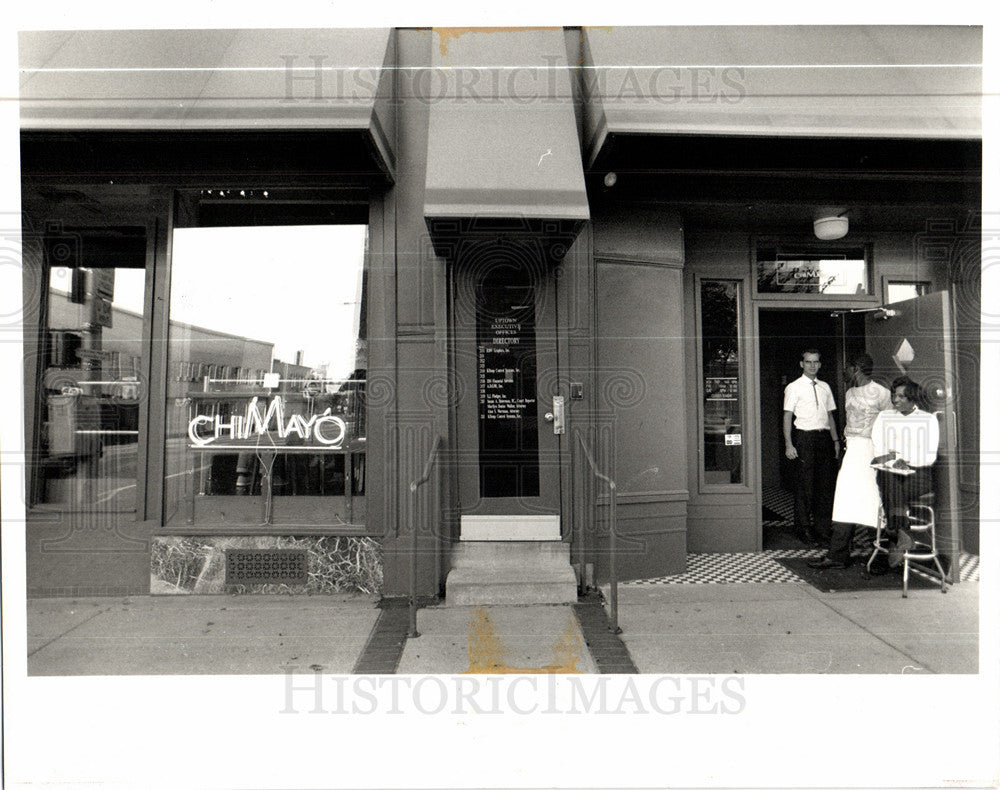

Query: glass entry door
[{"left": 454, "top": 247, "right": 563, "bottom": 534}]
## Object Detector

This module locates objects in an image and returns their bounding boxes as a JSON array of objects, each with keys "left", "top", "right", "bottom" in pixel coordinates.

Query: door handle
[{"left": 551, "top": 395, "right": 566, "bottom": 435}]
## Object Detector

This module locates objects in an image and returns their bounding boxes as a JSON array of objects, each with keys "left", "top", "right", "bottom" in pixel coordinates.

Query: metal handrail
[
  {"left": 407, "top": 435, "right": 444, "bottom": 638},
  {"left": 575, "top": 429, "right": 621, "bottom": 634}
]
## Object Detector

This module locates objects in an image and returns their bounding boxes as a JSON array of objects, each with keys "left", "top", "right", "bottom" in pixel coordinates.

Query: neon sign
[{"left": 188, "top": 396, "right": 347, "bottom": 448}]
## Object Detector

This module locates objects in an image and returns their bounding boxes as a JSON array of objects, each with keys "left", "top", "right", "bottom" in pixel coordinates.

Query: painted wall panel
[
  {"left": 592, "top": 206, "right": 688, "bottom": 579},
  {"left": 380, "top": 31, "right": 451, "bottom": 595}
]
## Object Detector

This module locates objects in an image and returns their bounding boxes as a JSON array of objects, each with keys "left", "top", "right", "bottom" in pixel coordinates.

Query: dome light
[{"left": 814, "top": 214, "right": 849, "bottom": 240}]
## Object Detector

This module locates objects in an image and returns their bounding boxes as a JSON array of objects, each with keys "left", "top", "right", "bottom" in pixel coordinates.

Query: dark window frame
[
  {"left": 26, "top": 222, "right": 155, "bottom": 516},
  {"left": 158, "top": 188, "right": 375, "bottom": 535}
]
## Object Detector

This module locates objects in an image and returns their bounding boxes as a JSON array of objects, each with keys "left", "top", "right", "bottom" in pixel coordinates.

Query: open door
[{"left": 866, "top": 291, "right": 962, "bottom": 580}]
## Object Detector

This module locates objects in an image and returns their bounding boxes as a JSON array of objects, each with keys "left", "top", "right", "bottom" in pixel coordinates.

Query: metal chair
[
  {"left": 866, "top": 492, "right": 949, "bottom": 597},
  {"left": 866, "top": 506, "right": 890, "bottom": 573},
  {"left": 902, "top": 492, "right": 948, "bottom": 598}
]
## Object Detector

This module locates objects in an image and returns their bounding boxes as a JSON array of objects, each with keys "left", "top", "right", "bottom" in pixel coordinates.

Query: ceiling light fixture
[{"left": 813, "top": 211, "right": 849, "bottom": 240}]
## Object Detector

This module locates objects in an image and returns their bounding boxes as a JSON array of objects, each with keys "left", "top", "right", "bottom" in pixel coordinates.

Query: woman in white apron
[{"left": 809, "top": 354, "right": 892, "bottom": 569}]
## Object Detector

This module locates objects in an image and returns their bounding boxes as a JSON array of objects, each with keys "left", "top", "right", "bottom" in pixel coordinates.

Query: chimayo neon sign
[{"left": 188, "top": 396, "right": 347, "bottom": 448}]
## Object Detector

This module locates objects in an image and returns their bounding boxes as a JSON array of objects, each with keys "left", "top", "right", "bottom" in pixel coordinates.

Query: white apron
[{"left": 831, "top": 436, "right": 882, "bottom": 527}]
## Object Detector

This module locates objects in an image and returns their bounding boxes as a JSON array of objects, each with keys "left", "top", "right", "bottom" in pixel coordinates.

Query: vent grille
[{"left": 225, "top": 549, "right": 308, "bottom": 585}]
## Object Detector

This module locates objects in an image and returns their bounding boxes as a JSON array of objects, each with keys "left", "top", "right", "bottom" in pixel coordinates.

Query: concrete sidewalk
[
  {"left": 27, "top": 594, "right": 380, "bottom": 675},
  {"left": 25, "top": 580, "right": 979, "bottom": 676},
  {"left": 608, "top": 581, "right": 979, "bottom": 674}
]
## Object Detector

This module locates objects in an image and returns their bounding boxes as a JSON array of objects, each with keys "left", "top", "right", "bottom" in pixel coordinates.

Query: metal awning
[
  {"left": 582, "top": 26, "right": 982, "bottom": 166},
  {"left": 18, "top": 28, "right": 397, "bottom": 177},
  {"left": 423, "top": 28, "right": 589, "bottom": 229}
]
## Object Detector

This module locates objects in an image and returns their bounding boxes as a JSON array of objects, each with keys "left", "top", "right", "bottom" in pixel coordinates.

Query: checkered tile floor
[
  {"left": 625, "top": 550, "right": 819, "bottom": 585},
  {"left": 625, "top": 487, "right": 980, "bottom": 586},
  {"left": 761, "top": 486, "right": 795, "bottom": 521},
  {"left": 624, "top": 549, "right": 981, "bottom": 586},
  {"left": 959, "top": 553, "right": 980, "bottom": 583}
]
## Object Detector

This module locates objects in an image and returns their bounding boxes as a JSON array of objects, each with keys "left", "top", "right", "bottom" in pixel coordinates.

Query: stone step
[
  {"left": 446, "top": 575, "right": 579, "bottom": 606},
  {"left": 449, "top": 540, "right": 571, "bottom": 568},
  {"left": 445, "top": 540, "right": 578, "bottom": 605}
]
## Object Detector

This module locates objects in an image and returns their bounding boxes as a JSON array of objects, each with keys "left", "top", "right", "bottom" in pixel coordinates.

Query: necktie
[{"left": 812, "top": 380, "right": 819, "bottom": 407}]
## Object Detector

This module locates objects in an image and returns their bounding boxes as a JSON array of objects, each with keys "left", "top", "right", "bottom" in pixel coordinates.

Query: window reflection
[
  {"left": 886, "top": 281, "right": 930, "bottom": 303},
  {"left": 32, "top": 228, "right": 147, "bottom": 510},
  {"left": 757, "top": 246, "right": 869, "bottom": 295},
  {"left": 164, "top": 225, "right": 368, "bottom": 526}
]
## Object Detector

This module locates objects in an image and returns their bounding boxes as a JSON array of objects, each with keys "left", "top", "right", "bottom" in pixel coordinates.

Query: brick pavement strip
[
  {"left": 352, "top": 601, "right": 412, "bottom": 674},
  {"left": 573, "top": 594, "right": 638, "bottom": 674}
]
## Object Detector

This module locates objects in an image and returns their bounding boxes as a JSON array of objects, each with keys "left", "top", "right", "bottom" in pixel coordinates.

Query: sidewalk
[
  {"left": 608, "top": 581, "right": 978, "bottom": 674},
  {"left": 27, "top": 594, "right": 380, "bottom": 675},
  {"left": 25, "top": 577, "right": 979, "bottom": 675}
]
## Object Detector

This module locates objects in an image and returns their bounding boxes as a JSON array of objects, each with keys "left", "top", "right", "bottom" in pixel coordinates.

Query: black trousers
[
  {"left": 827, "top": 521, "right": 863, "bottom": 564},
  {"left": 793, "top": 429, "right": 835, "bottom": 541},
  {"left": 875, "top": 466, "right": 933, "bottom": 534}
]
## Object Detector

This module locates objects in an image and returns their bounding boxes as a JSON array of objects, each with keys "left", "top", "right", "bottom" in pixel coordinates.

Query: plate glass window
[
  {"left": 31, "top": 228, "right": 147, "bottom": 511},
  {"left": 163, "top": 224, "right": 368, "bottom": 527},
  {"left": 700, "top": 280, "right": 743, "bottom": 485}
]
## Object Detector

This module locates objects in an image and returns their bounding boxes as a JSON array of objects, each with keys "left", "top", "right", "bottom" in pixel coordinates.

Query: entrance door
[
  {"left": 866, "top": 291, "right": 963, "bottom": 579},
  {"left": 453, "top": 246, "right": 562, "bottom": 540}
]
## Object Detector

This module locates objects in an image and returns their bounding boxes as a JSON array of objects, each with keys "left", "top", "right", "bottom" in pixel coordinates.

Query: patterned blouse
[{"left": 844, "top": 380, "right": 893, "bottom": 439}]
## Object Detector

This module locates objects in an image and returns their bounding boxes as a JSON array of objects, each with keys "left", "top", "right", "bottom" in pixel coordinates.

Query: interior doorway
[{"left": 757, "top": 308, "right": 865, "bottom": 549}]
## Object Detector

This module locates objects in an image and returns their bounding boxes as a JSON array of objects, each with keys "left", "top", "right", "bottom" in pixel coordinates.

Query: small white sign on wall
[{"left": 725, "top": 433, "right": 742, "bottom": 446}]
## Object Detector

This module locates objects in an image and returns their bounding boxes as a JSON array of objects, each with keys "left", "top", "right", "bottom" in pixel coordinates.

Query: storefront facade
[{"left": 19, "top": 26, "right": 981, "bottom": 599}]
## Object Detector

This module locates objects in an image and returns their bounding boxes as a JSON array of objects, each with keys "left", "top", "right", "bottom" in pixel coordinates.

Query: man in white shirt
[
  {"left": 871, "top": 376, "right": 939, "bottom": 567},
  {"left": 782, "top": 349, "right": 841, "bottom": 545}
]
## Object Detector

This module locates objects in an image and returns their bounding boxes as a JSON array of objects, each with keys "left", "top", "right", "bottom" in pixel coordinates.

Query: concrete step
[
  {"left": 449, "top": 540, "right": 571, "bottom": 567},
  {"left": 445, "top": 541, "right": 578, "bottom": 605},
  {"left": 446, "top": 575, "right": 579, "bottom": 605}
]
